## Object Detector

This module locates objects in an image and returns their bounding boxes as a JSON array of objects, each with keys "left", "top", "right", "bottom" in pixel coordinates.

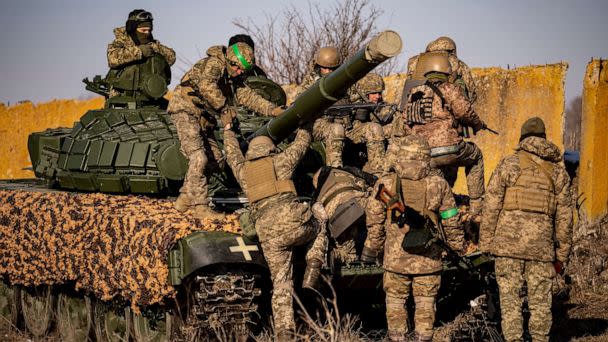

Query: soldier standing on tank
[
  {"left": 221, "top": 111, "right": 328, "bottom": 340},
  {"left": 107, "top": 9, "right": 176, "bottom": 70},
  {"left": 363, "top": 135, "right": 462, "bottom": 342},
  {"left": 397, "top": 52, "right": 488, "bottom": 218},
  {"left": 479, "top": 117, "right": 573, "bottom": 342},
  {"left": 168, "top": 42, "right": 283, "bottom": 219},
  {"left": 407, "top": 36, "right": 477, "bottom": 103}
]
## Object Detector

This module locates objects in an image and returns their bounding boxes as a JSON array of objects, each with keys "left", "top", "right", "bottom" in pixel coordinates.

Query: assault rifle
[
  {"left": 460, "top": 124, "right": 499, "bottom": 138},
  {"left": 375, "top": 183, "right": 473, "bottom": 269},
  {"left": 324, "top": 103, "right": 396, "bottom": 125}
]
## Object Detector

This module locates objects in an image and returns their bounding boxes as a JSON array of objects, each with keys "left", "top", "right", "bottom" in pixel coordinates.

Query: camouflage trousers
[
  {"left": 431, "top": 141, "right": 485, "bottom": 199},
  {"left": 170, "top": 111, "right": 223, "bottom": 205},
  {"left": 260, "top": 217, "right": 328, "bottom": 337},
  {"left": 346, "top": 120, "right": 386, "bottom": 175},
  {"left": 313, "top": 117, "right": 345, "bottom": 167},
  {"left": 383, "top": 271, "right": 441, "bottom": 339},
  {"left": 495, "top": 257, "right": 555, "bottom": 342}
]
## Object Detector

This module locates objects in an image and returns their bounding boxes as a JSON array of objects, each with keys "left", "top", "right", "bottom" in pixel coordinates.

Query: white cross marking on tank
[{"left": 229, "top": 237, "right": 259, "bottom": 261}]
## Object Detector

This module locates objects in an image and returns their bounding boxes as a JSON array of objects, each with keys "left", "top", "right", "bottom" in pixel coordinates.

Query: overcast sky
[{"left": 0, "top": 0, "right": 606, "bottom": 105}]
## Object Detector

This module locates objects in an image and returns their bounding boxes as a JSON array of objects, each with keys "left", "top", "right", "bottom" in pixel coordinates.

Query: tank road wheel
[
  {"left": 93, "top": 299, "right": 130, "bottom": 342},
  {"left": 20, "top": 285, "right": 55, "bottom": 337},
  {"left": 56, "top": 293, "right": 92, "bottom": 342},
  {"left": 0, "top": 282, "right": 21, "bottom": 328},
  {"left": 131, "top": 310, "right": 173, "bottom": 342}
]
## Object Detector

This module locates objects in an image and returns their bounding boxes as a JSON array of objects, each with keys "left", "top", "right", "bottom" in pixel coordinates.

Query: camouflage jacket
[
  {"left": 479, "top": 137, "right": 573, "bottom": 263},
  {"left": 168, "top": 46, "right": 278, "bottom": 120},
  {"left": 398, "top": 81, "right": 483, "bottom": 149},
  {"left": 406, "top": 53, "right": 477, "bottom": 102},
  {"left": 107, "top": 27, "right": 176, "bottom": 69},
  {"left": 224, "top": 128, "right": 312, "bottom": 242},
  {"left": 366, "top": 169, "right": 461, "bottom": 275}
]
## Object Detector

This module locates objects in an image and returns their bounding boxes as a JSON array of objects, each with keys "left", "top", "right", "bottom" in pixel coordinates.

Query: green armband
[{"left": 440, "top": 207, "right": 458, "bottom": 220}]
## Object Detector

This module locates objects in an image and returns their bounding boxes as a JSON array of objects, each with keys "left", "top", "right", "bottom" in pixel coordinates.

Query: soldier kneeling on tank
[
  {"left": 363, "top": 135, "right": 462, "bottom": 342},
  {"left": 221, "top": 110, "right": 328, "bottom": 340}
]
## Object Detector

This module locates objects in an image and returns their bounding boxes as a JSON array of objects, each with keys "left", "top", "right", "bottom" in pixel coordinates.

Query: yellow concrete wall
[
  {"left": 579, "top": 59, "right": 608, "bottom": 220},
  {"left": 386, "top": 63, "right": 568, "bottom": 194},
  {"left": 0, "top": 98, "right": 104, "bottom": 179}
]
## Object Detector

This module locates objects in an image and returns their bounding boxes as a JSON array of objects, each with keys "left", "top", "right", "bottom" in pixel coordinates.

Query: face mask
[{"left": 136, "top": 31, "right": 151, "bottom": 44}]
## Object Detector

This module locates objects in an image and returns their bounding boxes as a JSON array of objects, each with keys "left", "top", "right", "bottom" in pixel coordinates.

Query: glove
[
  {"left": 220, "top": 107, "right": 238, "bottom": 127},
  {"left": 139, "top": 44, "right": 154, "bottom": 58},
  {"left": 271, "top": 106, "right": 284, "bottom": 116},
  {"left": 472, "top": 121, "right": 487, "bottom": 134},
  {"left": 554, "top": 260, "right": 564, "bottom": 275}
]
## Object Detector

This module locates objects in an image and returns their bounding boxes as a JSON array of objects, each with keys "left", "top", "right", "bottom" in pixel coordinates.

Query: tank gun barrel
[{"left": 250, "top": 30, "right": 402, "bottom": 143}]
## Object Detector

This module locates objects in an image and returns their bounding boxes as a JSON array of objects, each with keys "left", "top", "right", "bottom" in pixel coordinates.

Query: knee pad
[
  {"left": 366, "top": 122, "right": 385, "bottom": 142},
  {"left": 330, "top": 122, "right": 345, "bottom": 140}
]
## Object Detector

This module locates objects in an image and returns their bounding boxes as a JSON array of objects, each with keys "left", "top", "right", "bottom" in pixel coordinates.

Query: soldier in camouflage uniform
[
  {"left": 107, "top": 9, "right": 176, "bottom": 69},
  {"left": 406, "top": 36, "right": 477, "bottom": 102},
  {"left": 364, "top": 135, "right": 462, "bottom": 341},
  {"left": 221, "top": 114, "right": 328, "bottom": 340},
  {"left": 168, "top": 42, "right": 283, "bottom": 219},
  {"left": 312, "top": 166, "right": 374, "bottom": 263},
  {"left": 228, "top": 34, "right": 268, "bottom": 78},
  {"left": 295, "top": 46, "right": 345, "bottom": 167},
  {"left": 397, "top": 52, "right": 487, "bottom": 216},
  {"left": 479, "top": 117, "right": 573, "bottom": 342}
]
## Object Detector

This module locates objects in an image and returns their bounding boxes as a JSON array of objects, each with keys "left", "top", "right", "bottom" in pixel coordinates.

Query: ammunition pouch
[
  {"left": 329, "top": 198, "right": 365, "bottom": 238},
  {"left": 238, "top": 209, "right": 258, "bottom": 240},
  {"left": 503, "top": 151, "right": 557, "bottom": 216},
  {"left": 405, "top": 93, "right": 434, "bottom": 125},
  {"left": 401, "top": 223, "right": 436, "bottom": 254}
]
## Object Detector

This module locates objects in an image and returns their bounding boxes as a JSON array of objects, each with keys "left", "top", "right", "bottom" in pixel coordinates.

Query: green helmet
[
  {"left": 415, "top": 51, "right": 452, "bottom": 76},
  {"left": 315, "top": 46, "right": 341, "bottom": 68}
]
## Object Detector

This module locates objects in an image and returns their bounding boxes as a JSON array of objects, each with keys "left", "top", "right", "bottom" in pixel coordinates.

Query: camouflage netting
[{"left": 0, "top": 190, "right": 240, "bottom": 308}]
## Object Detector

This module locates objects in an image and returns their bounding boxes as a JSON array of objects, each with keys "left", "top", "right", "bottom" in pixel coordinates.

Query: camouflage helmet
[
  {"left": 416, "top": 51, "right": 452, "bottom": 76},
  {"left": 390, "top": 135, "right": 431, "bottom": 178},
  {"left": 226, "top": 42, "right": 255, "bottom": 71},
  {"left": 245, "top": 136, "right": 276, "bottom": 160},
  {"left": 399, "top": 135, "right": 431, "bottom": 161},
  {"left": 315, "top": 46, "right": 341, "bottom": 68},
  {"left": 426, "top": 36, "right": 457, "bottom": 55},
  {"left": 356, "top": 73, "right": 385, "bottom": 95}
]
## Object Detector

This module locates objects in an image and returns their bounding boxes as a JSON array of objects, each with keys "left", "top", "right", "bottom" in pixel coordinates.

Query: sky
[{"left": 0, "top": 0, "right": 606, "bottom": 105}]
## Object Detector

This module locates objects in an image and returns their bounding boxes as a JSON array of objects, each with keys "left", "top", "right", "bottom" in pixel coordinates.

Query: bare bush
[
  {"left": 564, "top": 95, "right": 582, "bottom": 151},
  {"left": 233, "top": 0, "right": 400, "bottom": 85}
]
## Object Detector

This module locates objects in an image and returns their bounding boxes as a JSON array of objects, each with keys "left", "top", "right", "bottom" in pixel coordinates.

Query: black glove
[
  {"left": 139, "top": 44, "right": 154, "bottom": 58},
  {"left": 472, "top": 121, "right": 487, "bottom": 134}
]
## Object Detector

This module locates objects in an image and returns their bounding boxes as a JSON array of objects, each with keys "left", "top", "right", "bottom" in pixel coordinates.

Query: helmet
[
  {"left": 520, "top": 117, "right": 546, "bottom": 141},
  {"left": 245, "top": 136, "right": 276, "bottom": 160},
  {"left": 356, "top": 73, "right": 385, "bottom": 95},
  {"left": 426, "top": 36, "right": 457, "bottom": 55},
  {"left": 128, "top": 9, "right": 153, "bottom": 22},
  {"left": 226, "top": 42, "right": 255, "bottom": 71},
  {"left": 315, "top": 46, "right": 340, "bottom": 68},
  {"left": 415, "top": 51, "right": 452, "bottom": 76},
  {"left": 399, "top": 135, "right": 431, "bottom": 161}
]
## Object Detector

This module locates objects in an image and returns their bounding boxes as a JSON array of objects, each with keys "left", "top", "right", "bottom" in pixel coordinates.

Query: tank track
[{"left": 180, "top": 273, "right": 263, "bottom": 341}]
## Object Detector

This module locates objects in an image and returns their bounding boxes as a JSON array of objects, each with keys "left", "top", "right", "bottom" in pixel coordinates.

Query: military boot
[
  {"left": 387, "top": 330, "right": 407, "bottom": 342},
  {"left": 360, "top": 246, "right": 381, "bottom": 264},
  {"left": 302, "top": 259, "right": 323, "bottom": 290},
  {"left": 192, "top": 205, "right": 225, "bottom": 221},
  {"left": 408, "top": 332, "right": 432, "bottom": 342},
  {"left": 174, "top": 193, "right": 193, "bottom": 212}
]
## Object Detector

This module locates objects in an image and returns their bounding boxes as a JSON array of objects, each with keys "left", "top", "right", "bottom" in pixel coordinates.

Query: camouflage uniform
[
  {"left": 107, "top": 27, "right": 176, "bottom": 69},
  {"left": 364, "top": 135, "right": 461, "bottom": 341},
  {"left": 167, "top": 44, "right": 279, "bottom": 211},
  {"left": 397, "top": 73, "right": 486, "bottom": 201},
  {"left": 313, "top": 167, "right": 372, "bottom": 263},
  {"left": 223, "top": 127, "right": 328, "bottom": 337},
  {"left": 479, "top": 133, "right": 573, "bottom": 342}
]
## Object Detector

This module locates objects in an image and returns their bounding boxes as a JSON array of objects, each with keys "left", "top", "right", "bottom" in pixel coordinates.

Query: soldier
[
  {"left": 312, "top": 166, "right": 374, "bottom": 263},
  {"left": 347, "top": 73, "right": 391, "bottom": 174},
  {"left": 363, "top": 135, "right": 461, "bottom": 341},
  {"left": 398, "top": 51, "right": 487, "bottom": 217},
  {"left": 407, "top": 36, "right": 477, "bottom": 102},
  {"left": 228, "top": 34, "right": 268, "bottom": 78},
  {"left": 479, "top": 117, "right": 573, "bottom": 342},
  {"left": 221, "top": 112, "right": 328, "bottom": 340},
  {"left": 296, "top": 46, "right": 346, "bottom": 167},
  {"left": 107, "top": 9, "right": 176, "bottom": 69},
  {"left": 168, "top": 42, "right": 283, "bottom": 218}
]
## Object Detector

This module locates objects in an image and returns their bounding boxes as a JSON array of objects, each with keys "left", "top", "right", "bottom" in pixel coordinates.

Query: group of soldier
[{"left": 107, "top": 10, "right": 573, "bottom": 342}]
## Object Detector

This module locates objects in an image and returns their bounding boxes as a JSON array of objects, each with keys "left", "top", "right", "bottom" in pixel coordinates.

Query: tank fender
[{"left": 168, "top": 231, "right": 267, "bottom": 285}]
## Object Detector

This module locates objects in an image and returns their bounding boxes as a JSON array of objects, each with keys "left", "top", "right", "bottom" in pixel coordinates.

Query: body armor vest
[
  {"left": 242, "top": 157, "right": 296, "bottom": 203},
  {"left": 317, "top": 170, "right": 364, "bottom": 207},
  {"left": 503, "top": 151, "right": 557, "bottom": 216},
  {"left": 405, "top": 83, "right": 436, "bottom": 125}
]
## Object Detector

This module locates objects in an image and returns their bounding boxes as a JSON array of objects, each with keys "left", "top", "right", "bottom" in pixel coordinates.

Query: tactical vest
[
  {"left": 316, "top": 169, "right": 365, "bottom": 207},
  {"left": 405, "top": 84, "right": 434, "bottom": 125},
  {"left": 503, "top": 151, "right": 557, "bottom": 216},
  {"left": 241, "top": 157, "right": 297, "bottom": 204}
]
